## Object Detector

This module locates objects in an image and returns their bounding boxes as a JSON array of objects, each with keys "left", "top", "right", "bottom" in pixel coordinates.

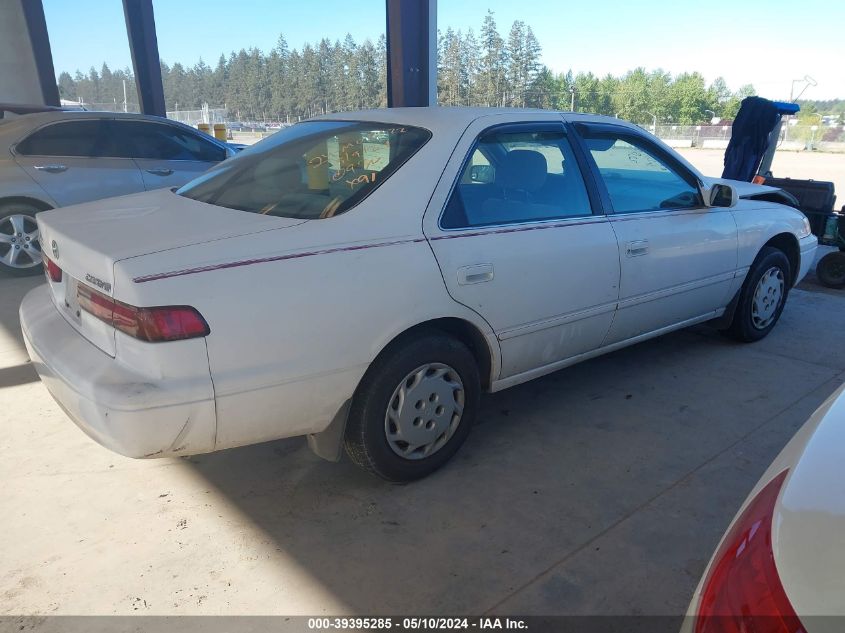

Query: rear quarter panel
[{"left": 0, "top": 157, "right": 56, "bottom": 207}]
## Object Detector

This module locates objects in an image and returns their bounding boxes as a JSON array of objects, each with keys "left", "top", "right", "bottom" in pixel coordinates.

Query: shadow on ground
[{"left": 184, "top": 282, "right": 845, "bottom": 615}]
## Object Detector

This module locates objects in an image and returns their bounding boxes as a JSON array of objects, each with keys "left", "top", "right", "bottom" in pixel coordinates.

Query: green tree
[{"left": 479, "top": 10, "right": 506, "bottom": 106}]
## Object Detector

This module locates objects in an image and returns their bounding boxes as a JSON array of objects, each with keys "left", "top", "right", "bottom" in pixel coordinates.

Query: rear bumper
[{"left": 20, "top": 285, "right": 217, "bottom": 458}]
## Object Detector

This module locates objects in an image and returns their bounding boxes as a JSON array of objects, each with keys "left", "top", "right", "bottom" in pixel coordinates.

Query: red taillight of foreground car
[
  {"left": 695, "top": 469, "right": 805, "bottom": 633},
  {"left": 77, "top": 284, "right": 210, "bottom": 342},
  {"left": 44, "top": 255, "right": 62, "bottom": 283}
]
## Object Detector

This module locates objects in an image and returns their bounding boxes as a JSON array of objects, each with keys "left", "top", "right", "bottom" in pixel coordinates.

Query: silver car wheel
[
  {"left": 751, "top": 266, "right": 785, "bottom": 330},
  {"left": 384, "top": 362, "right": 465, "bottom": 460},
  {"left": 0, "top": 213, "right": 41, "bottom": 269}
]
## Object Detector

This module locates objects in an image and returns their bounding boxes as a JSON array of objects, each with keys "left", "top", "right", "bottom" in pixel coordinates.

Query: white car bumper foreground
[{"left": 20, "top": 285, "right": 217, "bottom": 458}]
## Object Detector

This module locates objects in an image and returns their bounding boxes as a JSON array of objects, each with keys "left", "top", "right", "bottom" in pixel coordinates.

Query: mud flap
[
  {"left": 709, "top": 289, "right": 741, "bottom": 330},
  {"left": 306, "top": 399, "right": 351, "bottom": 462}
]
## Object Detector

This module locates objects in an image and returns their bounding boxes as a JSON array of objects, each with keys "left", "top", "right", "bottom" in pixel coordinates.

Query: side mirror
[
  {"left": 470, "top": 164, "right": 495, "bottom": 184},
  {"left": 706, "top": 183, "right": 738, "bottom": 208}
]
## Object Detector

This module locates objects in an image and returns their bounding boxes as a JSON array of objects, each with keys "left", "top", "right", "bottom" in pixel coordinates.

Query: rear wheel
[
  {"left": 817, "top": 251, "right": 845, "bottom": 288},
  {"left": 0, "top": 202, "right": 45, "bottom": 276},
  {"left": 344, "top": 331, "right": 480, "bottom": 482},
  {"left": 723, "top": 247, "right": 791, "bottom": 342}
]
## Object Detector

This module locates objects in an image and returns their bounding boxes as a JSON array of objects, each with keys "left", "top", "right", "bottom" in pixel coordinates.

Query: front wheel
[
  {"left": 344, "top": 331, "right": 480, "bottom": 482},
  {"left": 817, "top": 251, "right": 845, "bottom": 288},
  {"left": 0, "top": 202, "right": 45, "bottom": 276},
  {"left": 722, "top": 247, "right": 791, "bottom": 342}
]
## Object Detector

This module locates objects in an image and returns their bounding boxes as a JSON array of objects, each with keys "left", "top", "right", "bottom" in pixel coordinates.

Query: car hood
[
  {"left": 700, "top": 176, "right": 780, "bottom": 199},
  {"left": 773, "top": 381, "right": 845, "bottom": 618}
]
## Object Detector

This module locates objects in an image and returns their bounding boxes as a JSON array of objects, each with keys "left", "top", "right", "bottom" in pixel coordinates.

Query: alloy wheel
[{"left": 0, "top": 214, "right": 41, "bottom": 270}]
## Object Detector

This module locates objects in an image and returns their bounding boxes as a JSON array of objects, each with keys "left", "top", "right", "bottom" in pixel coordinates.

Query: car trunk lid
[{"left": 37, "top": 188, "right": 306, "bottom": 356}]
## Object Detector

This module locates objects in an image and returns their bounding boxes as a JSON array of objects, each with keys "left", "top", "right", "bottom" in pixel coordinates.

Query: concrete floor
[{"left": 1, "top": 265, "right": 844, "bottom": 617}]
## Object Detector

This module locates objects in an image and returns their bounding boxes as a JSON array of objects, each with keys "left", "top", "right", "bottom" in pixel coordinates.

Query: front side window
[
  {"left": 441, "top": 127, "right": 593, "bottom": 229},
  {"left": 583, "top": 133, "right": 702, "bottom": 212},
  {"left": 177, "top": 121, "right": 430, "bottom": 219},
  {"left": 16, "top": 120, "right": 108, "bottom": 157},
  {"left": 108, "top": 121, "right": 226, "bottom": 162}
]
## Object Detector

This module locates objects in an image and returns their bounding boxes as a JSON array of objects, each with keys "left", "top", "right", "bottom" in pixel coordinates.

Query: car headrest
[{"left": 498, "top": 150, "right": 548, "bottom": 192}]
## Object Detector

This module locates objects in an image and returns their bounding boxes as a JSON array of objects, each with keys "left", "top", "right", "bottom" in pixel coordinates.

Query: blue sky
[{"left": 43, "top": 0, "right": 845, "bottom": 100}]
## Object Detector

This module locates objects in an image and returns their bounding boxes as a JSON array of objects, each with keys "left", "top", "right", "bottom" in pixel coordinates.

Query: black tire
[
  {"left": 723, "top": 247, "right": 791, "bottom": 342},
  {"left": 344, "top": 330, "right": 481, "bottom": 482},
  {"left": 817, "top": 251, "right": 845, "bottom": 288},
  {"left": 0, "top": 201, "right": 46, "bottom": 277}
]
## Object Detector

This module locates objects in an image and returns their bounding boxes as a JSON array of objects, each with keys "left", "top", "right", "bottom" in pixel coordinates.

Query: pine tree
[{"left": 479, "top": 10, "right": 506, "bottom": 107}]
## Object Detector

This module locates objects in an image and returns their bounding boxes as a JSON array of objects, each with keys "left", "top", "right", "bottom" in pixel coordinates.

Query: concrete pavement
[{"left": 1, "top": 270, "right": 844, "bottom": 617}]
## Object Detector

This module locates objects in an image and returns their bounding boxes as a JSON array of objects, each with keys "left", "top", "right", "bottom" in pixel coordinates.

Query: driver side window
[{"left": 583, "top": 134, "right": 702, "bottom": 213}]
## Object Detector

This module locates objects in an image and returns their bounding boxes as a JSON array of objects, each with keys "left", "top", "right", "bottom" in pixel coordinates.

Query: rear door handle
[
  {"left": 457, "top": 263, "right": 494, "bottom": 285},
  {"left": 33, "top": 164, "right": 67, "bottom": 173},
  {"left": 626, "top": 240, "right": 649, "bottom": 257},
  {"left": 146, "top": 168, "right": 174, "bottom": 176}
]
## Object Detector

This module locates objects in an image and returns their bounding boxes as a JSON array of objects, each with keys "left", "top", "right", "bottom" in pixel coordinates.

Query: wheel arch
[
  {"left": 375, "top": 317, "right": 498, "bottom": 391},
  {"left": 0, "top": 195, "right": 54, "bottom": 213},
  {"left": 762, "top": 232, "right": 800, "bottom": 286}
]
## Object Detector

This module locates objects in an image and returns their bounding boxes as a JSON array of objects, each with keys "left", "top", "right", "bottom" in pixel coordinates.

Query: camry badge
[
  {"left": 85, "top": 274, "right": 112, "bottom": 293},
  {"left": 51, "top": 240, "right": 59, "bottom": 259}
]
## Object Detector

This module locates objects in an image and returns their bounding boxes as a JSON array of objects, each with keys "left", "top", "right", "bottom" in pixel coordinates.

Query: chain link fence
[
  {"left": 652, "top": 123, "right": 845, "bottom": 152},
  {"left": 166, "top": 105, "right": 228, "bottom": 126}
]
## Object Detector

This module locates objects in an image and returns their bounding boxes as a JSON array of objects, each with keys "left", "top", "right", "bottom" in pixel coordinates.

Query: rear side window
[
  {"left": 441, "top": 127, "right": 593, "bottom": 229},
  {"left": 108, "top": 120, "right": 226, "bottom": 162},
  {"left": 177, "top": 121, "right": 430, "bottom": 219},
  {"left": 16, "top": 120, "right": 108, "bottom": 157},
  {"left": 583, "top": 133, "right": 703, "bottom": 212}
]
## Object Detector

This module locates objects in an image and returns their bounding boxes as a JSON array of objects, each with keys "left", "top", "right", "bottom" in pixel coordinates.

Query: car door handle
[
  {"left": 33, "top": 164, "right": 67, "bottom": 173},
  {"left": 457, "top": 263, "right": 494, "bottom": 285},
  {"left": 146, "top": 168, "right": 174, "bottom": 176},
  {"left": 626, "top": 240, "right": 649, "bottom": 257}
]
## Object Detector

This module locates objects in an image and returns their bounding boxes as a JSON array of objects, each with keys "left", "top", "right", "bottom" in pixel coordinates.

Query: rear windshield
[{"left": 177, "top": 120, "right": 431, "bottom": 219}]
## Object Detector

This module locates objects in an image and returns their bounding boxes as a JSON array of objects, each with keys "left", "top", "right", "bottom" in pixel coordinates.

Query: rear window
[
  {"left": 16, "top": 120, "right": 106, "bottom": 157},
  {"left": 177, "top": 121, "right": 431, "bottom": 219}
]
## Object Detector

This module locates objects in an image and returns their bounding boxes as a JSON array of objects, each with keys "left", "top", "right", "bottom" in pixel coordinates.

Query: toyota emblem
[{"left": 51, "top": 240, "right": 59, "bottom": 259}]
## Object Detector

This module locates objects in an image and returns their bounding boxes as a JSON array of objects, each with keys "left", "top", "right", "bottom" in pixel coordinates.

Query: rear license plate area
[{"left": 64, "top": 277, "right": 81, "bottom": 324}]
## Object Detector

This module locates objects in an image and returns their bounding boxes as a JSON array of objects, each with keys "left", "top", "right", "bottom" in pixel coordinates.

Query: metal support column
[
  {"left": 385, "top": 0, "right": 436, "bottom": 107},
  {"left": 123, "top": 0, "right": 166, "bottom": 117},
  {"left": 19, "top": 0, "right": 60, "bottom": 106}
]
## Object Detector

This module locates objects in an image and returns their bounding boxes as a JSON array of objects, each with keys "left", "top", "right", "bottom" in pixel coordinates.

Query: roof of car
[
  {"left": 0, "top": 110, "right": 169, "bottom": 127},
  {"left": 312, "top": 106, "right": 640, "bottom": 135},
  {"left": 0, "top": 111, "right": 203, "bottom": 146}
]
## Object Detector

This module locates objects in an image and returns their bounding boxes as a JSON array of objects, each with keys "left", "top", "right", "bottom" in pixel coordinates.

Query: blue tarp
[
  {"left": 722, "top": 96, "right": 790, "bottom": 182},
  {"left": 772, "top": 101, "right": 800, "bottom": 115}
]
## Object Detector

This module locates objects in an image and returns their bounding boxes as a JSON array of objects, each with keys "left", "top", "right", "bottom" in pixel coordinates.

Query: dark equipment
[
  {"left": 762, "top": 178, "right": 844, "bottom": 288},
  {"left": 723, "top": 97, "right": 844, "bottom": 288}
]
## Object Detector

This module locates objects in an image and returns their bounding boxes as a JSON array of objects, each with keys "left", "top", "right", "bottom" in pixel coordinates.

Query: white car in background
[
  {"left": 0, "top": 111, "right": 235, "bottom": 275},
  {"left": 20, "top": 107, "right": 817, "bottom": 481},
  {"left": 684, "top": 380, "right": 845, "bottom": 633}
]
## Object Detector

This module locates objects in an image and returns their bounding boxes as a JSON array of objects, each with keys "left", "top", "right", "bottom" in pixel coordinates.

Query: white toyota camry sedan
[
  {"left": 683, "top": 380, "right": 845, "bottom": 633},
  {"left": 20, "top": 107, "right": 817, "bottom": 481}
]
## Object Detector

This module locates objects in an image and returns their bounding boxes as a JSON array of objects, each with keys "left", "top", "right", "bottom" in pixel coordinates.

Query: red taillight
[
  {"left": 44, "top": 256, "right": 62, "bottom": 283},
  {"left": 696, "top": 470, "right": 805, "bottom": 633},
  {"left": 77, "top": 284, "right": 209, "bottom": 342}
]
